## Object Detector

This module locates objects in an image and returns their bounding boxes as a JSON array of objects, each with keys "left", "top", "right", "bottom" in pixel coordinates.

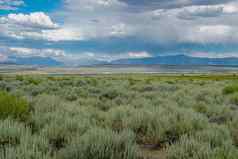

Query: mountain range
[
  {"left": 111, "top": 55, "right": 238, "bottom": 66},
  {"left": 2, "top": 56, "right": 63, "bottom": 67},
  {"left": 2, "top": 55, "right": 238, "bottom": 66}
]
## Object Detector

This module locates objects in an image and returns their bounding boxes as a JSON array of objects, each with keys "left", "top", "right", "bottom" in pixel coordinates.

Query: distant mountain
[
  {"left": 66, "top": 59, "right": 109, "bottom": 67},
  {"left": 8, "top": 56, "right": 63, "bottom": 66},
  {"left": 111, "top": 55, "right": 238, "bottom": 66},
  {"left": 3, "top": 54, "right": 238, "bottom": 67}
]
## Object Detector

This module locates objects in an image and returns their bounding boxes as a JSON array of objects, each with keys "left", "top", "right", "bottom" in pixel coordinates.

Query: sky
[{"left": 1, "top": 0, "right": 238, "bottom": 65}]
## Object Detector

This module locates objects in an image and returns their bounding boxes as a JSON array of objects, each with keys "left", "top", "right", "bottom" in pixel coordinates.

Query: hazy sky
[{"left": 1, "top": 0, "right": 238, "bottom": 64}]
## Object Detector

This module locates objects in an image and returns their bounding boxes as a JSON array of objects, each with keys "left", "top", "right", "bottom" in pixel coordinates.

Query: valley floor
[{"left": 0, "top": 74, "right": 238, "bottom": 159}]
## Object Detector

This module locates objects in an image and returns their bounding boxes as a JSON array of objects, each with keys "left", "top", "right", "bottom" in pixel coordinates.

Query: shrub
[
  {"left": 0, "top": 119, "right": 29, "bottom": 147},
  {"left": 228, "top": 116, "right": 238, "bottom": 146},
  {"left": 0, "top": 91, "right": 29, "bottom": 119},
  {"left": 167, "top": 125, "right": 238, "bottom": 159},
  {"left": 110, "top": 106, "right": 208, "bottom": 146},
  {"left": 15, "top": 75, "right": 24, "bottom": 81},
  {"left": 229, "top": 93, "right": 238, "bottom": 105},
  {"left": 25, "top": 77, "right": 42, "bottom": 85},
  {"left": 167, "top": 136, "right": 212, "bottom": 159},
  {"left": 0, "top": 81, "right": 17, "bottom": 92},
  {"left": 194, "top": 125, "right": 233, "bottom": 148},
  {"left": 1, "top": 134, "right": 51, "bottom": 159},
  {"left": 24, "top": 84, "right": 45, "bottom": 97},
  {"left": 31, "top": 95, "right": 61, "bottom": 114},
  {"left": 223, "top": 84, "right": 238, "bottom": 95},
  {"left": 41, "top": 116, "right": 91, "bottom": 150},
  {"left": 100, "top": 88, "right": 121, "bottom": 100},
  {"left": 193, "top": 102, "right": 208, "bottom": 114},
  {"left": 63, "top": 88, "right": 78, "bottom": 101},
  {"left": 0, "top": 75, "right": 238, "bottom": 159},
  {"left": 57, "top": 128, "right": 138, "bottom": 159},
  {"left": 167, "top": 136, "right": 238, "bottom": 159}
]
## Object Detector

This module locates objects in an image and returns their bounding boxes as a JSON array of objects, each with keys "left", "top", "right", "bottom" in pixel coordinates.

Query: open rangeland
[{"left": 0, "top": 74, "right": 238, "bottom": 159}]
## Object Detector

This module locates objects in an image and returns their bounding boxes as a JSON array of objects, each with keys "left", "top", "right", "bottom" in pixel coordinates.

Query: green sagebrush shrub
[
  {"left": 57, "top": 128, "right": 138, "bottom": 159},
  {"left": 229, "top": 93, "right": 238, "bottom": 105},
  {"left": 25, "top": 77, "right": 42, "bottom": 85},
  {"left": 167, "top": 125, "right": 238, "bottom": 159},
  {"left": 104, "top": 105, "right": 208, "bottom": 147},
  {"left": 222, "top": 84, "right": 238, "bottom": 95},
  {"left": 0, "top": 119, "right": 51, "bottom": 159},
  {"left": 0, "top": 91, "right": 29, "bottom": 119},
  {"left": 0, "top": 119, "right": 28, "bottom": 147},
  {"left": 228, "top": 116, "right": 238, "bottom": 147}
]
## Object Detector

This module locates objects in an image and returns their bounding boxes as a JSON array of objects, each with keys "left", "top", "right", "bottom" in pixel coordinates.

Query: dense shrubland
[{"left": 0, "top": 74, "right": 238, "bottom": 159}]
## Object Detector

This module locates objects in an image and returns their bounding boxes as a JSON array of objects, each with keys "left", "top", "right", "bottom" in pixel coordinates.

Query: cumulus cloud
[
  {"left": 0, "top": 12, "right": 84, "bottom": 42},
  {"left": 222, "top": 2, "right": 238, "bottom": 13},
  {"left": 1, "top": 27, "right": 83, "bottom": 42},
  {"left": 191, "top": 51, "right": 238, "bottom": 58},
  {"left": 0, "top": 45, "right": 149, "bottom": 64},
  {"left": 1, "top": 12, "right": 58, "bottom": 29},
  {"left": 128, "top": 51, "right": 152, "bottom": 58},
  {"left": 177, "top": 6, "right": 224, "bottom": 20},
  {"left": 0, "top": 0, "right": 24, "bottom": 10},
  {"left": 41, "top": 28, "right": 83, "bottom": 41},
  {"left": 118, "top": 0, "right": 236, "bottom": 11},
  {"left": 3, "top": 0, "right": 236, "bottom": 45},
  {"left": 58, "top": 0, "right": 238, "bottom": 45},
  {"left": 0, "top": 45, "right": 68, "bottom": 62},
  {"left": 0, "top": 53, "right": 8, "bottom": 62},
  {"left": 180, "top": 25, "right": 238, "bottom": 43},
  {"left": 9, "top": 47, "right": 66, "bottom": 58},
  {"left": 64, "top": 0, "right": 126, "bottom": 11},
  {"left": 59, "top": 0, "right": 132, "bottom": 39},
  {"left": 2, "top": 0, "right": 238, "bottom": 62},
  {"left": 110, "top": 23, "right": 128, "bottom": 36}
]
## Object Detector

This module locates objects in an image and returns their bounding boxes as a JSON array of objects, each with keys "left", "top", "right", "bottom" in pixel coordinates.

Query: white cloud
[
  {"left": 1, "top": 0, "right": 238, "bottom": 48},
  {"left": 128, "top": 51, "right": 152, "bottom": 58},
  {"left": 9, "top": 47, "right": 66, "bottom": 58},
  {"left": 60, "top": 0, "right": 238, "bottom": 44},
  {"left": 97, "top": 0, "right": 121, "bottom": 7},
  {"left": 191, "top": 51, "right": 238, "bottom": 58},
  {"left": 65, "top": 0, "right": 126, "bottom": 11},
  {"left": 0, "top": 53, "right": 8, "bottom": 62},
  {"left": 0, "top": 45, "right": 69, "bottom": 63},
  {"left": 177, "top": 5, "right": 224, "bottom": 20},
  {"left": 1, "top": 27, "right": 83, "bottom": 42},
  {"left": 0, "top": 12, "right": 84, "bottom": 41},
  {"left": 110, "top": 23, "right": 128, "bottom": 36},
  {"left": 53, "top": 51, "right": 152, "bottom": 64},
  {"left": 41, "top": 28, "right": 83, "bottom": 41},
  {"left": 61, "top": 0, "right": 132, "bottom": 39},
  {"left": 222, "top": 2, "right": 238, "bottom": 13},
  {"left": 1, "top": 12, "right": 58, "bottom": 29},
  {"left": 0, "top": 45, "right": 153, "bottom": 65},
  {"left": 199, "top": 25, "right": 231, "bottom": 35},
  {"left": 0, "top": 0, "right": 24, "bottom": 10},
  {"left": 180, "top": 25, "right": 237, "bottom": 43}
]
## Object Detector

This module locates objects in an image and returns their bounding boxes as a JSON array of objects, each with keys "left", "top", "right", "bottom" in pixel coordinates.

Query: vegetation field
[{"left": 0, "top": 74, "right": 238, "bottom": 159}]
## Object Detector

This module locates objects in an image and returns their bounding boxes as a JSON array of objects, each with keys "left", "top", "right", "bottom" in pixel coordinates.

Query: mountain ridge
[
  {"left": 110, "top": 54, "right": 238, "bottom": 66},
  {"left": 2, "top": 56, "right": 64, "bottom": 67},
  {"left": 2, "top": 54, "right": 238, "bottom": 67}
]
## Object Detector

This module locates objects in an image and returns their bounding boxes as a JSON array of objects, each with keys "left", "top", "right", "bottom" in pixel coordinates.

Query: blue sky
[{"left": 1, "top": 0, "right": 238, "bottom": 65}]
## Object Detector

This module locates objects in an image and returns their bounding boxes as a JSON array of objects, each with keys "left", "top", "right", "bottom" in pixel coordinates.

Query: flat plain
[{"left": 0, "top": 68, "right": 238, "bottom": 159}]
